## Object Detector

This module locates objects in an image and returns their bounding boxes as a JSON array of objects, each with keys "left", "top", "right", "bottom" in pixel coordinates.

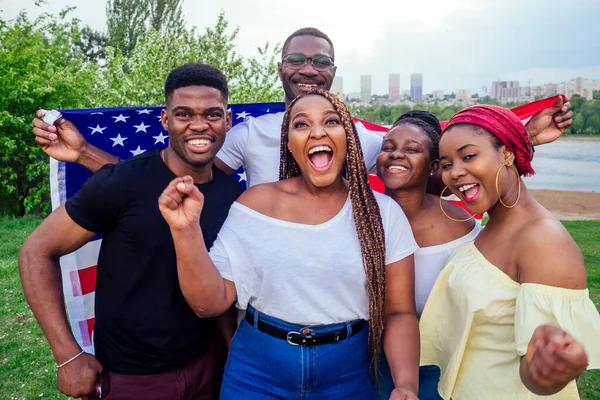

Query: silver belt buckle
[{"left": 286, "top": 331, "right": 301, "bottom": 346}]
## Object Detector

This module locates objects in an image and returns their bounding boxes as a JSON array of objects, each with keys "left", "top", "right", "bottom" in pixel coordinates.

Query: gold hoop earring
[
  {"left": 439, "top": 186, "right": 475, "bottom": 222},
  {"left": 495, "top": 163, "right": 521, "bottom": 209}
]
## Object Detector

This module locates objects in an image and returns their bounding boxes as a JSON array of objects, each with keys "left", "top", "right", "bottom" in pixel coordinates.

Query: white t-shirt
[
  {"left": 216, "top": 112, "right": 384, "bottom": 188},
  {"left": 209, "top": 191, "right": 418, "bottom": 325},
  {"left": 414, "top": 223, "right": 482, "bottom": 315}
]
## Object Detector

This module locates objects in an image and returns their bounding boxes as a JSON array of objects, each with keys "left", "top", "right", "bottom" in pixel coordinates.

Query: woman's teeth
[
  {"left": 458, "top": 183, "right": 477, "bottom": 192},
  {"left": 308, "top": 145, "right": 332, "bottom": 155}
]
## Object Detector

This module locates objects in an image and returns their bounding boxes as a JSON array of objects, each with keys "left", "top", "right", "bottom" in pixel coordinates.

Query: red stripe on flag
[
  {"left": 78, "top": 265, "right": 97, "bottom": 296},
  {"left": 353, "top": 117, "right": 389, "bottom": 132},
  {"left": 368, "top": 175, "right": 385, "bottom": 193}
]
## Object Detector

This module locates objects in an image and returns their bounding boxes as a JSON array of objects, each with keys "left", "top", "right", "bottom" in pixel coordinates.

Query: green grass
[{"left": 1, "top": 218, "right": 599, "bottom": 399}]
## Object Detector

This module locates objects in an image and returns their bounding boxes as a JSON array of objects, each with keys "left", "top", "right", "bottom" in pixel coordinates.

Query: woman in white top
[
  {"left": 159, "top": 90, "right": 420, "bottom": 399},
  {"left": 375, "top": 111, "right": 481, "bottom": 400}
]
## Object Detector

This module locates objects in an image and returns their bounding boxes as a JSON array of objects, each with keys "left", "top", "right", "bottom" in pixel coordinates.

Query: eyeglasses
[{"left": 282, "top": 54, "right": 334, "bottom": 71}]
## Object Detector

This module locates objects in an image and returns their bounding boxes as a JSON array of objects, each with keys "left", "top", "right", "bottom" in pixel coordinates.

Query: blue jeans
[
  {"left": 378, "top": 351, "right": 442, "bottom": 400},
  {"left": 220, "top": 306, "right": 376, "bottom": 399}
]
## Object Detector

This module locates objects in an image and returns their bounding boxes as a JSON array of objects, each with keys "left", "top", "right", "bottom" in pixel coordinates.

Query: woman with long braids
[
  {"left": 375, "top": 111, "right": 482, "bottom": 400},
  {"left": 158, "top": 89, "right": 420, "bottom": 399},
  {"left": 419, "top": 105, "right": 600, "bottom": 399}
]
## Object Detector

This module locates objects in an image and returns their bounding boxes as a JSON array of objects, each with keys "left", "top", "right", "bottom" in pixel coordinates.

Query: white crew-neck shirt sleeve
[
  {"left": 355, "top": 122, "right": 384, "bottom": 174},
  {"left": 216, "top": 119, "right": 250, "bottom": 172},
  {"left": 208, "top": 191, "right": 417, "bottom": 325}
]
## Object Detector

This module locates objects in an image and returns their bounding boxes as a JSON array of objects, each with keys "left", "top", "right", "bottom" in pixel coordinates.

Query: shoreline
[
  {"left": 557, "top": 135, "right": 600, "bottom": 141},
  {"left": 530, "top": 189, "right": 600, "bottom": 220}
]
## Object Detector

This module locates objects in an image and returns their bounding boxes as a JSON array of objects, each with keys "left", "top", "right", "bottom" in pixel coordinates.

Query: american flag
[{"left": 51, "top": 96, "right": 562, "bottom": 353}]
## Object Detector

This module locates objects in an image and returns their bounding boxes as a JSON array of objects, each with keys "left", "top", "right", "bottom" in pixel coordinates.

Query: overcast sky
[{"left": 2, "top": 0, "right": 599, "bottom": 95}]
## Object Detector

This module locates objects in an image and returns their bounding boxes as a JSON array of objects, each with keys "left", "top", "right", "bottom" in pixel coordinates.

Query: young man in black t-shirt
[{"left": 19, "top": 63, "right": 243, "bottom": 400}]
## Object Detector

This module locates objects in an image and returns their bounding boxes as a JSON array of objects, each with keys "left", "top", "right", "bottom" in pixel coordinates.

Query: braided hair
[{"left": 279, "top": 89, "right": 387, "bottom": 378}]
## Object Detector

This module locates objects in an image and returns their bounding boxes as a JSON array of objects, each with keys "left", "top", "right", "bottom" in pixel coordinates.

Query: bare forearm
[
  {"left": 18, "top": 247, "right": 81, "bottom": 363},
  {"left": 384, "top": 313, "right": 420, "bottom": 394},
  {"left": 77, "top": 143, "right": 119, "bottom": 172},
  {"left": 170, "top": 226, "right": 232, "bottom": 317}
]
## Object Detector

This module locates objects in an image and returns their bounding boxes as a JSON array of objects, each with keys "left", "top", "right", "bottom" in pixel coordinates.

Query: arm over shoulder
[{"left": 216, "top": 120, "right": 250, "bottom": 171}]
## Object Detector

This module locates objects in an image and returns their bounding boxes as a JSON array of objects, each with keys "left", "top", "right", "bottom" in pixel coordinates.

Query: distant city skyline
[
  {"left": 332, "top": 75, "right": 600, "bottom": 101},
  {"left": 3, "top": 0, "right": 599, "bottom": 94}
]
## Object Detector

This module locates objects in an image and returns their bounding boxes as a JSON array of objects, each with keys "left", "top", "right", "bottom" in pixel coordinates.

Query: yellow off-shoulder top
[{"left": 419, "top": 242, "right": 600, "bottom": 400}]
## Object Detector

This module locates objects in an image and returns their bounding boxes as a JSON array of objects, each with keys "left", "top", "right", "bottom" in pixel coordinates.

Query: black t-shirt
[{"left": 65, "top": 150, "right": 243, "bottom": 375}]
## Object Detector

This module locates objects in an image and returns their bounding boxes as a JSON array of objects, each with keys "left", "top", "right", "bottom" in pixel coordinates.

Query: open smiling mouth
[
  {"left": 186, "top": 138, "right": 212, "bottom": 153},
  {"left": 308, "top": 145, "right": 333, "bottom": 172},
  {"left": 295, "top": 82, "right": 321, "bottom": 90},
  {"left": 458, "top": 183, "right": 480, "bottom": 202},
  {"left": 386, "top": 165, "right": 408, "bottom": 173}
]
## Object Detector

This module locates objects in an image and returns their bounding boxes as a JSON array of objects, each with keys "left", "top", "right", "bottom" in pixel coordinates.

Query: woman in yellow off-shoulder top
[{"left": 419, "top": 104, "right": 600, "bottom": 400}]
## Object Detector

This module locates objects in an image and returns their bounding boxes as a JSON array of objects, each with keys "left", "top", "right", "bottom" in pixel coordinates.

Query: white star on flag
[
  {"left": 112, "top": 114, "right": 130, "bottom": 123},
  {"left": 136, "top": 109, "right": 152, "bottom": 114},
  {"left": 130, "top": 146, "right": 146, "bottom": 156},
  {"left": 152, "top": 132, "right": 168, "bottom": 144},
  {"left": 88, "top": 125, "right": 107, "bottom": 135},
  {"left": 227, "top": 107, "right": 232, "bottom": 112},
  {"left": 109, "top": 134, "right": 127, "bottom": 147},
  {"left": 157, "top": 115, "right": 162, "bottom": 120},
  {"left": 236, "top": 111, "right": 251, "bottom": 119},
  {"left": 133, "top": 122, "right": 151, "bottom": 133},
  {"left": 237, "top": 171, "right": 247, "bottom": 182},
  {"left": 266, "top": 109, "right": 270, "bottom": 112},
  {"left": 90, "top": 112, "right": 104, "bottom": 115}
]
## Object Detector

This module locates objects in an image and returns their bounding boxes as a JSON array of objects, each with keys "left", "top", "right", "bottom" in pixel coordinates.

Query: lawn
[{"left": 1, "top": 217, "right": 599, "bottom": 399}]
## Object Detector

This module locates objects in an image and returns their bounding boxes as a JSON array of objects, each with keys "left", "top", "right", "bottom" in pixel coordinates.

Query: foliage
[
  {"left": 0, "top": 10, "right": 98, "bottom": 216},
  {"left": 0, "top": 6, "right": 282, "bottom": 217},
  {"left": 97, "top": 12, "right": 282, "bottom": 107},
  {"left": 567, "top": 95, "right": 600, "bottom": 135},
  {"left": 75, "top": 27, "right": 110, "bottom": 63},
  {"left": 105, "top": 0, "right": 184, "bottom": 57},
  {"left": 354, "top": 95, "right": 600, "bottom": 134},
  {"left": 106, "top": 0, "right": 149, "bottom": 57},
  {"left": 148, "top": 0, "right": 184, "bottom": 38}
]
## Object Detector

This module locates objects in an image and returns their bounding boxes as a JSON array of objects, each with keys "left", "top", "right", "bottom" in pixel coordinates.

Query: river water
[{"left": 523, "top": 139, "right": 600, "bottom": 192}]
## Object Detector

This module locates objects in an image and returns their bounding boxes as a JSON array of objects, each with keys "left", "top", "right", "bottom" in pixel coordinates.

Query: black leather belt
[{"left": 245, "top": 312, "right": 365, "bottom": 346}]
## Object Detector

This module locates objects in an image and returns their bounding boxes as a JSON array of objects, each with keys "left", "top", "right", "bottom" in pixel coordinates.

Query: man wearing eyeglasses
[
  {"left": 213, "top": 27, "right": 384, "bottom": 188},
  {"left": 213, "top": 27, "right": 573, "bottom": 190}
]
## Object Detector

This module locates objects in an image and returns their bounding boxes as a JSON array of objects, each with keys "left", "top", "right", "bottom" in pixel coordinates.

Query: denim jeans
[
  {"left": 220, "top": 306, "right": 376, "bottom": 399},
  {"left": 378, "top": 350, "right": 442, "bottom": 400}
]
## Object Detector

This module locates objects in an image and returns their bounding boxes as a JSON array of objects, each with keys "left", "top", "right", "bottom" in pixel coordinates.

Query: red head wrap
[{"left": 443, "top": 105, "right": 535, "bottom": 176}]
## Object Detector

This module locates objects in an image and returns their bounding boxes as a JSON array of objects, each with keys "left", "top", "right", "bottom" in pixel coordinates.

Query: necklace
[{"left": 161, "top": 149, "right": 214, "bottom": 183}]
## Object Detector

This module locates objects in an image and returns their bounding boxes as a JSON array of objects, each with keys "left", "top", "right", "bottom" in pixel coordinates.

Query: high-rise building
[
  {"left": 456, "top": 89, "right": 472, "bottom": 102},
  {"left": 388, "top": 74, "right": 400, "bottom": 101},
  {"left": 360, "top": 75, "right": 372, "bottom": 103},
  {"left": 490, "top": 81, "right": 520, "bottom": 100},
  {"left": 410, "top": 73, "right": 423, "bottom": 101},
  {"left": 331, "top": 77, "right": 344, "bottom": 100}
]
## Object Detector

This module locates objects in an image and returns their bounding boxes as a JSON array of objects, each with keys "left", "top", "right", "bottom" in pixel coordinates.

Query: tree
[
  {"left": 571, "top": 114, "right": 585, "bottom": 134},
  {"left": 76, "top": 26, "right": 109, "bottom": 62},
  {"left": 0, "top": 10, "right": 98, "bottom": 215},
  {"left": 149, "top": 0, "right": 183, "bottom": 38},
  {"left": 106, "top": 0, "right": 149, "bottom": 57},
  {"left": 586, "top": 114, "right": 600, "bottom": 135},
  {"left": 97, "top": 11, "right": 282, "bottom": 107}
]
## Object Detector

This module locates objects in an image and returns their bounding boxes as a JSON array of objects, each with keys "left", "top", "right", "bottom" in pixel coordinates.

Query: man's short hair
[
  {"left": 281, "top": 27, "right": 335, "bottom": 60},
  {"left": 164, "top": 63, "right": 229, "bottom": 104}
]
